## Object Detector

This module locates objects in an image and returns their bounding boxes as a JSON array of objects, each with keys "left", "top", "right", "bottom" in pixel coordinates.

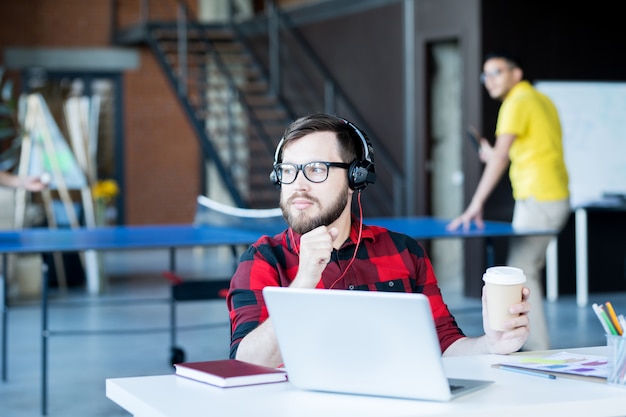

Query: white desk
[{"left": 106, "top": 346, "right": 626, "bottom": 417}]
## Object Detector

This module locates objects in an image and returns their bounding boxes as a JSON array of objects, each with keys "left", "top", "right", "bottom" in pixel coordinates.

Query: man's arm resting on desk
[
  {"left": 444, "top": 324, "right": 528, "bottom": 356},
  {"left": 235, "top": 319, "right": 283, "bottom": 368}
]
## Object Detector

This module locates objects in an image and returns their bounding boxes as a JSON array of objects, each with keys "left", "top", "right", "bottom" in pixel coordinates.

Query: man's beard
[{"left": 280, "top": 187, "right": 350, "bottom": 235}]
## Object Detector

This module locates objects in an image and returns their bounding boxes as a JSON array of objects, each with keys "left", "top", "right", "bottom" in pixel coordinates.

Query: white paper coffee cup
[{"left": 482, "top": 266, "right": 526, "bottom": 331}]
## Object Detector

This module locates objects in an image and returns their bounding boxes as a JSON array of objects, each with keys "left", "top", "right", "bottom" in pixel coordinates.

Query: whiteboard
[{"left": 534, "top": 81, "right": 626, "bottom": 207}]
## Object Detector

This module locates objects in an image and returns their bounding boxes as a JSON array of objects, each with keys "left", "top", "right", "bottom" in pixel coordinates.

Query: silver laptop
[{"left": 262, "top": 287, "right": 493, "bottom": 401}]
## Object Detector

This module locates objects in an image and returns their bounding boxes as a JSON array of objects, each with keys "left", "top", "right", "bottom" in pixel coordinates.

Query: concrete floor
[{"left": 0, "top": 248, "right": 623, "bottom": 416}]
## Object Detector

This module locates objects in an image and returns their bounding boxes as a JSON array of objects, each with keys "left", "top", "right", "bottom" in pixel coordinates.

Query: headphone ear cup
[
  {"left": 348, "top": 160, "right": 374, "bottom": 191},
  {"left": 342, "top": 119, "right": 375, "bottom": 190},
  {"left": 269, "top": 169, "right": 281, "bottom": 189}
]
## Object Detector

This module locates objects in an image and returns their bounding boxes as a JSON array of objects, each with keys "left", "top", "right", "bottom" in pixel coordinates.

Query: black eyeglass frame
[
  {"left": 272, "top": 161, "right": 351, "bottom": 184},
  {"left": 479, "top": 65, "right": 515, "bottom": 84}
]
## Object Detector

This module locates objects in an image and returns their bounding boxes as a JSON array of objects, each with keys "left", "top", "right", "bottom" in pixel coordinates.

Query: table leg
[
  {"left": 169, "top": 247, "right": 176, "bottom": 354},
  {"left": 546, "top": 238, "right": 559, "bottom": 302},
  {"left": 41, "top": 263, "right": 49, "bottom": 415},
  {"left": 84, "top": 250, "right": 101, "bottom": 295},
  {"left": 575, "top": 208, "right": 589, "bottom": 308},
  {"left": 485, "top": 237, "right": 494, "bottom": 267},
  {"left": 169, "top": 247, "right": 176, "bottom": 272},
  {"left": 1, "top": 253, "right": 7, "bottom": 381}
]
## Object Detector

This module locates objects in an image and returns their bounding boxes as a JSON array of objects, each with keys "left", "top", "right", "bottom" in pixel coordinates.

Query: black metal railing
[{"left": 111, "top": 0, "right": 405, "bottom": 214}]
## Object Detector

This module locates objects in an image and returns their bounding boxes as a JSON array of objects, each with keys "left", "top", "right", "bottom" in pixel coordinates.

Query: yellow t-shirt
[{"left": 496, "top": 81, "right": 569, "bottom": 201}]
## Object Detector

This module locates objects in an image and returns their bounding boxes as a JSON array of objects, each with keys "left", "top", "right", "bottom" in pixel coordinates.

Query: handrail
[
  {"left": 111, "top": 0, "right": 405, "bottom": 215},
  {"left": 142, "top": 23, "right": 246, "bottom": 207},
  {"left": 190, "top": 23, "right": 281, "bottom": 158},
  {"left": 113, "top": 0, "right": 281, "bottom": 207},
  {"left": 166, "top": 3, "right": 285, "bottom": 161},
  {"left": 176, "top": 2, "right": 187, "bottom": 96}
]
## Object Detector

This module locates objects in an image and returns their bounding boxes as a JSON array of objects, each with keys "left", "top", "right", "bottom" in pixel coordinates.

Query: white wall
[{"left": 535, "top": 81, "right": 626, "bottom": 207}]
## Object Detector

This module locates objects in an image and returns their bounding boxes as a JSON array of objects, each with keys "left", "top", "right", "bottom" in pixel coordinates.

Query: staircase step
[
  {"left": 151, "top": 27, "right": 235, "bottom": 41},
  {"left": 250, "top": 108, "right": 288, "bottom": 120},
  {"left": 238, "top": 81, "right": 270, "bottom": 93},
  {"left": 247, "top": 125, "right": 288, "bottom": 142},
  {"left": 210, "top": 41, "right": 245, "bottom": 54},
  {"left": 145, "top": 21, "right": 293, "bottom": 209},
  {"left": 158, "top": 40, "right": 207, "bottom": 53},
  {"left": 244, "top": 94, "right": 279, "bottom": 107}
]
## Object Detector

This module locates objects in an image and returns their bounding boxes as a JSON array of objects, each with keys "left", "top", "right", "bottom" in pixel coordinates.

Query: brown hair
[{"left": 276, "top": 113, "right": 360, "bottom": 164}]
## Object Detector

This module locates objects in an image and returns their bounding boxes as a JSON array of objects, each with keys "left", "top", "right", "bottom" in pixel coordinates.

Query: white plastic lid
[{"left": 482, "top": 266, "right": 526, "bottom": 284}]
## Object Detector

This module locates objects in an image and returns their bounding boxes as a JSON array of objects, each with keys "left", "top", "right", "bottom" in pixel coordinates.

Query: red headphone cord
[{"left": 328, "top": 191, "right": 363, "bottom": 289}]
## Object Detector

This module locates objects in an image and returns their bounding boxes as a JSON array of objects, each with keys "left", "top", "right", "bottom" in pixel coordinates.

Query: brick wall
[
  {"left": 124, "top": 49, "right": 199, "bottom": 224},
  {"left": 0, "top": 0, "right": 200, "bottom": 225}
]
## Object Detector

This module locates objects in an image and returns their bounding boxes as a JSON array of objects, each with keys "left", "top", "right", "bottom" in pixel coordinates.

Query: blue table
[
  {"left": 0, "top": 223, "right": 287, "bottom": 415},
  {"left": 0, "top": 218, "right": 554, "bottom": 415},
  {"left": 369, "top": 216, "right": 552, "bottom": 240}
]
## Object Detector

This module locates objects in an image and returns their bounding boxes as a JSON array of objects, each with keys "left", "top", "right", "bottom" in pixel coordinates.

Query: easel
[
  {"left": 14, "top": 93, "right": 99, "bottom": 292},
  {"left": 64, "top": 95, "right": 103, "bottom": 294}
]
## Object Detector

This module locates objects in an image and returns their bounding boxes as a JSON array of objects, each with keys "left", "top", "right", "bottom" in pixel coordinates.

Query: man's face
[
  {"left": 481, "top": 58, "right": 520, "bottom": 101},
  {"left": 279, "top": 131, "right": 352, "bottom": 234}
]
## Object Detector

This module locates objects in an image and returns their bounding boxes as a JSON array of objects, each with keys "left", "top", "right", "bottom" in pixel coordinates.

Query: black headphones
[{"left": 269, "top": 118, "right": 376, "bottom": 191}]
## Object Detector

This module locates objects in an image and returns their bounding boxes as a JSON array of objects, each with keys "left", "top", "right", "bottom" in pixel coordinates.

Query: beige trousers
[{"left": 507, "top": 197, "right": 571, "bottom": 351}]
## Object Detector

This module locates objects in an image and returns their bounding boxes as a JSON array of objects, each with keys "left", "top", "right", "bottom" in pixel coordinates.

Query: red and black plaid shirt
[{"left": 227, "top": 220, "right": 465, "bottom": 358}]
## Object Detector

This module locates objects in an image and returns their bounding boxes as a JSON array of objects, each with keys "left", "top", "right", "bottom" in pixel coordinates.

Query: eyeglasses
[
  {"left": 480, "top": 67, "right": 510, "bottom": 84},
  {"left": 273, "top": 161, "right": 350, "bottom": 184}
]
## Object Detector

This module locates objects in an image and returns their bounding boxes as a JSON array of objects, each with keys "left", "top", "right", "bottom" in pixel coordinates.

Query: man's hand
[
  {"left": 446, "top": 201, "right": 485, "bottom": 231},
  {"left": 290, "top": 226, "right": 338, "bottom": 288},
  {"left": 483, "top": 286, "right": 531, "bottom": 354},
  {"left": 478, "top": 138, "right": 494, "bottom": 163}
]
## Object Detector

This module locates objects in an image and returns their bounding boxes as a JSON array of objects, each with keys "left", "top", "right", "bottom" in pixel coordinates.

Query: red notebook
[{"left": 174, "top": 359, "right": 288, "bottom": 388}]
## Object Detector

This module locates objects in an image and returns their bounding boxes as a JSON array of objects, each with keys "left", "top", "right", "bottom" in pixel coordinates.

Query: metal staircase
[
  {"left": 113, "top": 0, "right": 404, "bottom": 215},
  {"left": 144, "top": 21, "right": 293, "bottom": 208}
]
